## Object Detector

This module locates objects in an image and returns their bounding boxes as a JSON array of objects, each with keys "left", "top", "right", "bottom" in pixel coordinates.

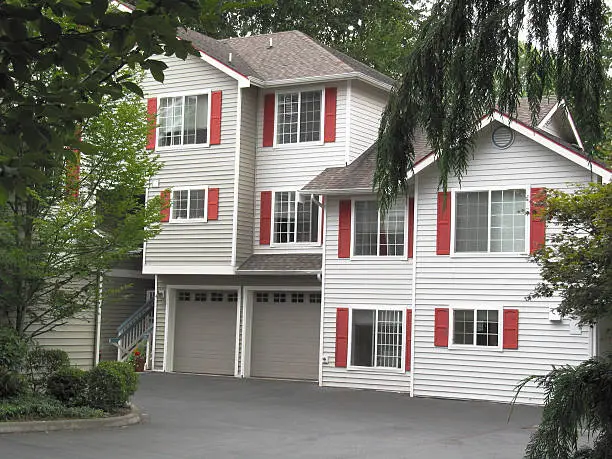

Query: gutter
[
  {"left": 235, "top": 269, "right": 321, "bottom": 276},
  {"left": 249, "top": 73, "right": 393, "bottom": 92}
]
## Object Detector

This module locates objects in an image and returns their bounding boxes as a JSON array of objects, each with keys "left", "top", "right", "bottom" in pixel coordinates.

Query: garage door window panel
[{"left": 350, "top": 309, "right": 403, "bottom": 369}]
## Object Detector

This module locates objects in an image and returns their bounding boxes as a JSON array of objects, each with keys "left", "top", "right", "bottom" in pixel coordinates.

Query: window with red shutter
[
  {"left": 324, "top": 87, "right": 337, "bottom": 142},
  {"left": 262, "top": 94, "right": 275, "bottom": 147},
  {"left": 338, "top": 200, "right": 351, "bottom": 258},
  {"left": 259, "top": 191, "right": 272, "bottom": 245},
  {"left": 503, "top": 309, "right": 519, "bottom": 349},
  {"left": 335, "top": 308, "right": 349, "bottom": 367},
  {"left": 207, "top": 188, "right": 219, "bottom": 220},
  {"left": 530, "top": 188, "right": 546, "bottom": 253},
  {"left": 434, "top": 308, "right": 449, "bottom": 347},
  {"left": 209, "top": 91, "right": 222, "bottom": 145},
  {"left": 405, "top": 309, "right": 413, "bottom": 371},
  {"left": 436, "top": 192, "right": 451, "bottom": 255},
  {"left": 408, "top": 197, "right": 415, "bottom": 258},
  {"left": 146, "top": 98, "right": 157, "bottom": 150},
  {"left": 160, "top": 190, "right": 171, "bottom": 222}
]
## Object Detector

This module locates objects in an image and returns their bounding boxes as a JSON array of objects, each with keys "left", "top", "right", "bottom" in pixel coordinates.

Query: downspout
[
  {"left": 151, "top": 274, "right": 158, "bottom": 370},
  {"left": 318, "top": 198, "right": 327, "bottom": 386},
  {"left": 410, "top": 175, "right": 419, "bottom": 397}
]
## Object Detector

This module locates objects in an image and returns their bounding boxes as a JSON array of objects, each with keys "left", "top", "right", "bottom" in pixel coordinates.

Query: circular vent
[{"left": 492, "top": 126, "right": 514, "bottom": 149}]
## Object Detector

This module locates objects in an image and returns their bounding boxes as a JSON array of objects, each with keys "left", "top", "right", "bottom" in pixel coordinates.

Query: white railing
[{"left": 111, "top": 298, "right": 154, "bottom": 368}]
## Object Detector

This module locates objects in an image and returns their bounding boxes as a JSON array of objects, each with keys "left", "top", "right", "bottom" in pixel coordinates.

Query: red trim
[
  {"left": 408, "top": 197, "right": 415, "bottom": 258},
  {"left": 436, "top": 192, "right": 451, "bottom": 255},
  {"left": 338, "top": 200, "right": 351, "bottom": 258},
  {"left": 66, "top": 155, "right": 80, "bottom": 199},
  {"left": 405, "top": 309, "right": 412, "bottom": 371},
  {"left": 209, "top": 91, "right": 222, "bottom": 145},
  {"left": 324, "top": 87, "right": 337, "bottom": 142},
  {"left": 530, "top": 187, "right": 546, "bottom": 253},
  {"left": 160, "top": 190, "right": 171, "bottom": 223},
  {"left": 434, "top": 308, "right": 449, "bottom": 347},
  {"left": 503, "top": 309, "right": 519, "bottom": 349},
  {"left": 335, "top": 308, "right": 349, "bottom": 367},
  {"left": 319, "top": 196, "right": 325, "bottom": 243},
  {"left": 263, "top": 94, "right": 275, "bottom": 147},
  {"left": 146, "top": 98, "right": 157, "bottom": 150},
  {"left": 207, "top": 188, "right": 219, "bottom": 220},
  {"left": 259, "top": 191, "right": 272, "bottom": 245}
]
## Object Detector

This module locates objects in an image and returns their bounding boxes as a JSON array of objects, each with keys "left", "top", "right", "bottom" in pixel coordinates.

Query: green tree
[
  {"left": 0, "top": 0, "right": 201, "bottom": 202},
  {"left": 374, "top": 0, "right": 607, "bottom": 210},
  {"left": 515, "top": 183, "right": 612, "bottom": 458},
  {"left": 0, "top": 93, "right": 162, "bottom": 337},
  {"left": 221, "top": 0, "right": 424, "bottom": 77}
]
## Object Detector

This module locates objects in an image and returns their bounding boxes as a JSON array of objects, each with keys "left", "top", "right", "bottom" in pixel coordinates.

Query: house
[{"left": 131, "top": 26, "right": 611, "bottom": 404}]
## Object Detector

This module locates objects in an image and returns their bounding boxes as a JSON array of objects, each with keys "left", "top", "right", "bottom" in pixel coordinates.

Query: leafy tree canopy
[
  {"left": 374, "top": 0, "right": 607, "bottom": 210},
  {"left": 0, "top": 0, "right": 202, "bottom": 202}
]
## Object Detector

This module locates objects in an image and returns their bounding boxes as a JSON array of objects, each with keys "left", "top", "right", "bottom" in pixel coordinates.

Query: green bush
[
  {"left": 86, "top": 361, "right": 138, "bottom": 412},
  {"left": 0, "top": 368, "right": 25, "bottom": 399},
  {"left": 23, "top": 347, "right": 70, "bottom": 392},
  {"left": 0, "top": 326, "right": 29, "bottom": 371},
  {"left": 0, "top": 394, "right": 103, "bottom": 421},
  {"left": 46, "top": 367, "right": 87, "bottom": 406}
]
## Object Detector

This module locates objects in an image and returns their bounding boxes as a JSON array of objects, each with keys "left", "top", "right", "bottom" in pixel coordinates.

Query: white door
[{"left": 250, "top": 292, "right": 320, "bottom": 380}]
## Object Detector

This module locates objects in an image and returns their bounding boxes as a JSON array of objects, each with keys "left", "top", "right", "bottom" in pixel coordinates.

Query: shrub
[
  {"left": 46, "top": 367, "right": 87, "bottom": 406},
  {"left": 0, "top": 326, "right": 29, "bottom": 371},
  {"left": 0, "top": 394, "right": 104, "bottom": 421},
  {"left": 0, "top": 368, "right": 25, "bottom": 399},
  {"left": 23, "top": 347, "right": 70, "bottom": 392},
  {"left": 86, "top": 361, "right": 138, "bottom": 412}
]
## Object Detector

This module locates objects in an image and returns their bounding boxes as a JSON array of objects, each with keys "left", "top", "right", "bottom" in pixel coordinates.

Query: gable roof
[
  {"left": 179, "top": 29, "right": 394, "bottom": 90},
  {"left": 302, "top": 99, "right": 611, "bottom": 193}
]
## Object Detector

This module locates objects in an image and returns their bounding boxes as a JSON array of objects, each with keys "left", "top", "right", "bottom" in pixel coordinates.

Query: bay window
[
  {"left": 276, "top": 90, "right": 322, "bottom": 144},
  {"left": 354, "top": 199, "right": 406, "bottom": 256},
  {"left": 454, "top": 189, "right": 527, "bottom": 253},
  {"left": 351, "top": 309, "right": 403, "bottom": 369},
  {"left": 158, "top": 94, "right": 209, "bottom": 147}
]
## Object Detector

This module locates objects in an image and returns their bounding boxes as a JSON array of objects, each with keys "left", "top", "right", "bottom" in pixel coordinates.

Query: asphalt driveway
[{"left": 1, "top": 372, "right": 540, "bottom": 458}]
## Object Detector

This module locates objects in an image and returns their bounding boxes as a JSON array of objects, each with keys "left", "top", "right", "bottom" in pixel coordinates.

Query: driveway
[{"left": 1, "top": 373, "right": 540, "bottom": 458}]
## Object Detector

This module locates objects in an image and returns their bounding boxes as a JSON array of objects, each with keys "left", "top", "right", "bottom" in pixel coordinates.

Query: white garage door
[
  {"left": 250, "top": 291, "right": 320, "bottom": 380},
  {"left": 173, "top": 290, "right": 237, "bottom": 375}
]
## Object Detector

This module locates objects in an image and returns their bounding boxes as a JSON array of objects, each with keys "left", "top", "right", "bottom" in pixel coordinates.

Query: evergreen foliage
[{"left": 374, "top": 0, "right": 606, "bottom": 210}]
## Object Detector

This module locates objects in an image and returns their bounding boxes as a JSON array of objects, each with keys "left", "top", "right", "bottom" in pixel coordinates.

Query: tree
[
  {"left": 0, "top": 93, "right": 162, "bottom": 337},
  {"left": 0, "top": 0, "right": 202, "bottom": 202},
  {"left": 220, "top": 0, "right": 424, "bottom": 77},
  {"left": 374, "top": 0, "right": 607, "bottom": 210},
  {"left": 514, "top": 183, "right": 612, "bottom": 458}
]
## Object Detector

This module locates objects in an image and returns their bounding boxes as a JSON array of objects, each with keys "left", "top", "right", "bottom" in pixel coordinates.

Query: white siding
[
  {"left": 412, "top": 124, "right": 594, "bottom": 404},
  {"left": 321, "top": 197, "right": 413, "bottom": 392},
  {"left": 348, "top": 81, "right": 388, "bottom": 164},
  {"left": 236, "top": 87, "right": 257, "bottom": 266},
  {"left": 252, "top": 83, "right": 348, "bottom": 254},
  {"left": 142, "top": 54, "right": 238, "bottom": 268},
  {"left": 540, "top": 109, "right": 579, "bottom": 145}
]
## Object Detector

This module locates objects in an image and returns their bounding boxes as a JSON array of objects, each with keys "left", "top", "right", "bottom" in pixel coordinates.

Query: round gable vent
[{"left": 492, "top": 126, "right": 514, "bottom": 149}]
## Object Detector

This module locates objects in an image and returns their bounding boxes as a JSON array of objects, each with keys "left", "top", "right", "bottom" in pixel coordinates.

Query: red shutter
[
  {"left": 408, "top": 197, "right": 415, "bottom": 258},
  {"left": 405, "top": 309, "right": 413, "bottom": 371},
  {"left": 335, "top": 308, "right": 349, "bottom": 367},
  {"left": 146, "top": 98, "right": 157, "bottom": 150},
  {"left": 530, "top": 187, "right": 546, "bottom": 254},
  {"left": 209, "top": 91, "right": 222, "bottom": 145},
  {"left": 338, "top": 200, "right": 351, "bottom": 258},
  {"left": 160, "top": 190, "right": 171, "bottom": 223},
  {"left": 319, "top": 196, "right": 325, "bottom": 243},
  {"left": 503, "top": 309, "right": 519, "bottom": 349},
  {"left": 66, "top": 153, "right": 80, "bottom": 199},
  {"left": 434, "top": 308, "right": 449, "bottom": 347},
  {"left": 436, "top": 192, "right": 451, "bottom": 255},
  {"left": 259, "top": 191, "right": 272, "bottom": 245},
  {"left": 263, "top": 94, "right": 275, "bottom": 147},
  {"left": 207, "top": 188, "right": 219, "bottom": 220},
  {"left": 324, "top": 87, "right": 337, "bottom": 143}
]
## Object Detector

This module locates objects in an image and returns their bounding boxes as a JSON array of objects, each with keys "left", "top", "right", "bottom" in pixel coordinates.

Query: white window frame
[
  {"left": 270, "top": 190, "right": 322, "bottom": 247},
  {"left": 350, "top": 197, "right": 408, "bottom": 259},
  {"left": 156, "top": 90, "right": 212, "bottom": 150},
  {"left": 347, "top": 305, "right": 406, "bottom": 373},
  {"left": 448, "top": 304, "right": 503, "bottom": 351},
  {"left": 169, "top": 185, "right": 209, "bottom": 223},
  {"left": 272, "top": 88, "right": 325, "bottom": 148},
  {"left": 450, "top": 185, "right": 530, "bottom": 257}
]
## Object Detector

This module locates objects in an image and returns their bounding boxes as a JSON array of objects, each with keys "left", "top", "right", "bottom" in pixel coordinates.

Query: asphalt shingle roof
[
  {"left": 302, "top": 98, "right": 588, "bottom": 193},
  {"left": 179, "top": 29, "right": 394, "bottom": 87},
  {"left": 237, "top": 254, "right": 322, "bottom": 273}
]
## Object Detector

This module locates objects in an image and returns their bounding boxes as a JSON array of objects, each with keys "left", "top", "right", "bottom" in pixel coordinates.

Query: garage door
[
  {"left": 250, "top": 291, "right": 320, "bottom": 380},
  {"left": 173, "top": 290, "right": 237, "bottom": 375}
]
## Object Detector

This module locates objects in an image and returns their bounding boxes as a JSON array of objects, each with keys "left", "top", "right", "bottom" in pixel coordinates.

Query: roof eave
[
  {"left": 250, "top": 73, "right": 393, "bottom": 92},
  {"left": 235, "top": 269, "right": 321, "bottom": 276},
  {"left": 301, "top": 187, "right": 374, "bottom": 195}
]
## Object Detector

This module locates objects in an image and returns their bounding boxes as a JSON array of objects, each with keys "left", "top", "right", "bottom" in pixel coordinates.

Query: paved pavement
[{"left": 1, "top": 372, "right": 540, "bottom": 458}]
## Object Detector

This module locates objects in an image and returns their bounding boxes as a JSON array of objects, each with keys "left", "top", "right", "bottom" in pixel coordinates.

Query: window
[
  {"left": 273, "top": 292, "right": 286, "bottom": 303},
  {"left": 291, "top": 293, "right": 304, "bottom": 303},
  {"left": 455, "top": 189, "right": 527, "bottom": 253},
  {"left": 273, "top": 191, "right": 320, "bottom": 244},
  {"left": 452, "top": 309, "right": 499, "bottom": 346},
  {"left": 351, "top": 309, "right": 403, "bottom": 369},
  {"left": 158, "top": 94, "right": 209, "bottom": 147},
  {"left": 178, "top": 291, "right": 191, "bottom": 301},
  {"left": 171, "top": 188, "right": 207, "bottom": 221},
  {"left": 210, "top": 292, "right": 224, "bottom": 302},
  {"left": 276, "top": 91, "right": 322, "bottom": 144},
  {"left": 227, "top": 292, "right": 238, "bottom": 302},
  {"left": 194, "top": 292, "right": 207, "bottom": 302},
  {"left": 309, "top": 293, "right": 321, "bottom": 304},
  {"left": 256, "top": 292, "right": 269, "bottom": 303},
  {"left": 354, "top": 199, "right": 406, "bottom": 256}
]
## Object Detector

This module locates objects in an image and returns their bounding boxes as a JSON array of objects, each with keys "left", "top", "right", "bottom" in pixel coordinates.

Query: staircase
[{"left": 110, "top": 298, "right": 154, "bottom": 369}]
